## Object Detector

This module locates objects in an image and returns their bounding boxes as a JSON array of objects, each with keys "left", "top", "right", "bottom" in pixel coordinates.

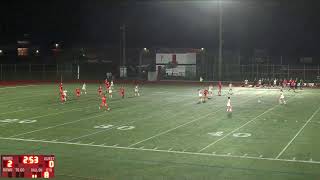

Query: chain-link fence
[
  {"left": 0, "top": 63, "right": 319, "bottom": 82},
  {"left": 158, "top": 63, "right": 320, "bottom": 82},
  {"left": 0, "top": 64, "right": 114, "bottom": 81}
]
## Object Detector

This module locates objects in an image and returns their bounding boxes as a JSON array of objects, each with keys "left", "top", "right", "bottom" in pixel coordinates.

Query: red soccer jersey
[
  {"left": 59, "top": 84, "right": 63, "bottom": 93},
  {"left": 102, "top": 96, "right": 107, "bottom": 104},
  {"left": 120, "top": 88, "right": 125, "bottom": 95},
  {"left": 204, "top": 90, "right": 208, "bottom": 96},
  {"left": 98, "top": 86, "right": 102, "bottom": 92},
  {"left": 218, "top": 81, "right": 222, "bottom": 88},
  {"left": 76, "top": 88, "right": 81, "bottom": 96}
]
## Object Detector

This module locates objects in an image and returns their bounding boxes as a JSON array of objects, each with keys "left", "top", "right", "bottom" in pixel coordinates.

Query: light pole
[{"left": 218, "top": 0, "right": 223, "bottom": 81}]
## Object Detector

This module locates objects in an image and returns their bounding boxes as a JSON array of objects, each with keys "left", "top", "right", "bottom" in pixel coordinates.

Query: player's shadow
[{"left": 227, "top": 113, "right": 232, "bottom": 118}]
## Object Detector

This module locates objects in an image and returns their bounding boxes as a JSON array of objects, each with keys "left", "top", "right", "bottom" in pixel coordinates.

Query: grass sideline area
[{"left": 0, "top": 83, "right": 320, "bottom": 179}]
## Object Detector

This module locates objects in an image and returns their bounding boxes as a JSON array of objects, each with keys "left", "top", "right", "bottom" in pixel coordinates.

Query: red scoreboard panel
[{"left": 1, "top": 155, "right": 55, "bottom": 178}]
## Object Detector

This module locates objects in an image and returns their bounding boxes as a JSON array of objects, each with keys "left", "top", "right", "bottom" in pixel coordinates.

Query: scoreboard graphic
[{"left": 1, "top": 155, "right": 55, "bottom": 178}]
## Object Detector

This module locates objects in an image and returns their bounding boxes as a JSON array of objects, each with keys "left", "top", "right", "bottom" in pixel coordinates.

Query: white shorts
[
  {"left": 109, "top": 90, "right": 112, "bottom": 93},
  {"left": 280, "top": 95, "right": 284, "bottom": 99},
  {"left": 199, "top": 94, "right": 202, "bottom": 97}
]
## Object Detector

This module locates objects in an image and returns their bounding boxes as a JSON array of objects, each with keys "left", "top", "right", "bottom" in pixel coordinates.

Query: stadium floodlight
[
  {"left": 143, "top": 48, "right": 147, "bottom": 51},
  {"left": 55, "top": 43, "right": 59, "bottom": 48},
  {"left": 36, "top": 50, "right": 39, "bottom": 54},
  {"left": 0, "top": 50, "right": 2, "bottom": 54},
  {"left": 201, "top": 48, "right": 205, "bottom": 51}
]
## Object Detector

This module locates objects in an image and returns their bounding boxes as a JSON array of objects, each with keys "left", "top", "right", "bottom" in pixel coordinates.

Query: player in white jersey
[
  {"left": 258, "top": 79, "right": 262, "bottom": 87},
  {"left": 200, "top": 77, "right": 203, "bottom": 82},
  {"left": 279, "top": 89, "right": 286, "bottom": 104},
  {"left": 63, "top": 90, "right": 68, "bottom": 101},
  {"left": 111, "top": 80, "right": 114, "bottom": 88},
  {"left": 244, "top": 79, "right": 248, "bottom": 87},
  {"left": 108, "top": 86, "right": 113, "bottom": 98},
  {"left": 208, "top": 84, "right": 214, "bottom": 97},
  {"left": 134, "top": 85, "right": 140, "bottom": 96},
  {"left": 82, "top": 82, "right": 87, "bottom": 94},
  {"left": 198, "top": 89, "right": 203, "bottom": 103},
  {"left": 273, "top": 78, "right": 277, "bottom": 87},
  {"left": 228, "top": 83, "right": 233, "bottom": 95},
  {"left": 227, "top": 97, "right": 232, "bottom": 112}
]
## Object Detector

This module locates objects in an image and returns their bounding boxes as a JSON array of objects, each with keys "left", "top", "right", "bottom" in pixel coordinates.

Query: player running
[
  {"left": 119, "top": 87, "right": 125, "bottom": 99},
  {"left": 75, "top": 88, "right": 81, "bottom": 98},
  {"left": 203, "top": 88, "right": 209, "bottom": 102},
  {"left": 98, "top": 85, "right": 103, "bottom": 96},
  {"left": 198, "top": 89, "right": 203, "bottom": 104},
  {"left": 59, "top": 82, "right": 63, "bottom": 95},
  {"left": 82, "top": 82, "right": 87, "bottom": 94},
  {"left": 279, "top": 89, "right": 286, "bottom": 105},
  {"left": 99, "top": 94, "right": 110, "bottom": 111},
  {"left": 228, "top": 82, "right": 233, "bottom": 95},
  {"left": 108, "top": 86, "right": 113, "bottom": 98},
  {"left": 111, "top": 80, "right": 114, "bottom": 88},
  {"left": 105, "top": 79, "right": 110, "bottom": 93},
  {"left": 244, "top": 79, "right": 249, "bottom": 87},
  {"left": 62, "top": 90, "right": 67, "bottom": 102},
  {"left": 208, "top": 84, "right": 214, "bottom": 97},
  {"left": 218, "top": 81, "right": 222, "bottom": 96},
  {"left": 60, "top": 93, "right": 66, "bottom": 103},
  {"left": 134, "top": 84, "right": 140, "bottom": 96},
  {"left": 227, "top": 97, "right": 232, "bottom": 112}
]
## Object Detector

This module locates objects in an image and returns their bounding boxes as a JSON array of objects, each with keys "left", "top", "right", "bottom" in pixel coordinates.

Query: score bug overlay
[{"left": 1, "top": 155, "right": 55, "bottom": 178}]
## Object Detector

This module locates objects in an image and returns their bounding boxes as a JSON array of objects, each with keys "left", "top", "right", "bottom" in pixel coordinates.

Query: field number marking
[
  {"left": 0, "top": 119, "right": 37, "bottom": 124},
  {"left": 94, "top": 124, "right": 135, "bottom": 131},
  {"left": 208, "top": 131, "right": 251, "bottom": 138}
]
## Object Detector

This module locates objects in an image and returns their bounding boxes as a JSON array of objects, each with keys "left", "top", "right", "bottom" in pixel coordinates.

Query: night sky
[{"left": 0, "top": 0, "right": 319, "bottom": 55}]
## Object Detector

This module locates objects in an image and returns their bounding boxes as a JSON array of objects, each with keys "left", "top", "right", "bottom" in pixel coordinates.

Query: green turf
[{"left": 0, "top": 84, "right": 320, "bottom": 180}]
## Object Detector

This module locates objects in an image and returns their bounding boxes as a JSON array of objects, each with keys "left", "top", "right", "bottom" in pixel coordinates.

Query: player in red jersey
[
  {"left": 59, "top": 82, "right": 63, "bottom": 94},
  {"left": 203, "top": 89, "right": 209, "bottom": 102},
  {"left": 119, "top": 87, "right": 125, "bottom": 99},
  {"left": 105, "top": 79, "right": 110, "bottom": 93},
  {"left": 98, "top": 85, "right": 103, "bottom": 96},
  {"left": 75, "top": 88, "right": 81, "bottom": 98},
  {"left": 99, "top": 94, "right": 110, "bottom": 111},
  {"left": 282, "top": 79, "right": 287, "bottom": 89},
  {"left": 218, "top": 81, "right": 222, "bottom": 96},
  {"left": 60, "top": 93, "right": 65, "bottom": 103}
]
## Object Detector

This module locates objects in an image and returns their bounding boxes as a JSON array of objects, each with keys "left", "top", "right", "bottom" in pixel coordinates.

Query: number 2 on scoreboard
[{"left": 7, "top": 160, "right": 13, "bottom": 168}]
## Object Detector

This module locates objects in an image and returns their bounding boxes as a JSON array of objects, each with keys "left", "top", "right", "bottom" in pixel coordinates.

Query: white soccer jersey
[
  {"left": 245, "top": 80, "right": 248, "bottom": 85},
  {"left": 280, "top": 92, "right": 284, "bottom": 99},
  {"left": 229, "top": 84, "right": 232, "bottom": 88},
  {"left": 227, "top": 99, "right": 231, "bottom": 107},
  {"left": 82, "top": 83, "right": 86, "bottom": 90}
]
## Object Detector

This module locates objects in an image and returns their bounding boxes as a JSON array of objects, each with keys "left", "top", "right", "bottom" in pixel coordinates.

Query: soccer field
[{"left": 0, "top": 83, "right": 320, "bottom": 180}]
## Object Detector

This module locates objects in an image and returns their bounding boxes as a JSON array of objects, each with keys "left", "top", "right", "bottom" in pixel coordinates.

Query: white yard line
[
  {"left": 198, "top": 94, "right": 297, "bottom": 152},
  {"left": 0, "top": 85, "right": 38, "bottom": 89},
  {"left": 65, "top": 98, "right": 202, "bottom": 142},
  {"left": 9, "top": 112, "right": 109, "bottom": 138},
  {"left": 128, "top": 93, "right": 262, "bottom": 148},
  {"left": 7, "top": 92, "right": 188, "bottom": 137},
  {"left": 0, "top": 137, "right": 319, "bottom": 165},
  {"left": 198, "top": 104, "right": 280, "bottom": 152},
  {"left": 275, "top": 105, "right": 320, "bottom": 159}
]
